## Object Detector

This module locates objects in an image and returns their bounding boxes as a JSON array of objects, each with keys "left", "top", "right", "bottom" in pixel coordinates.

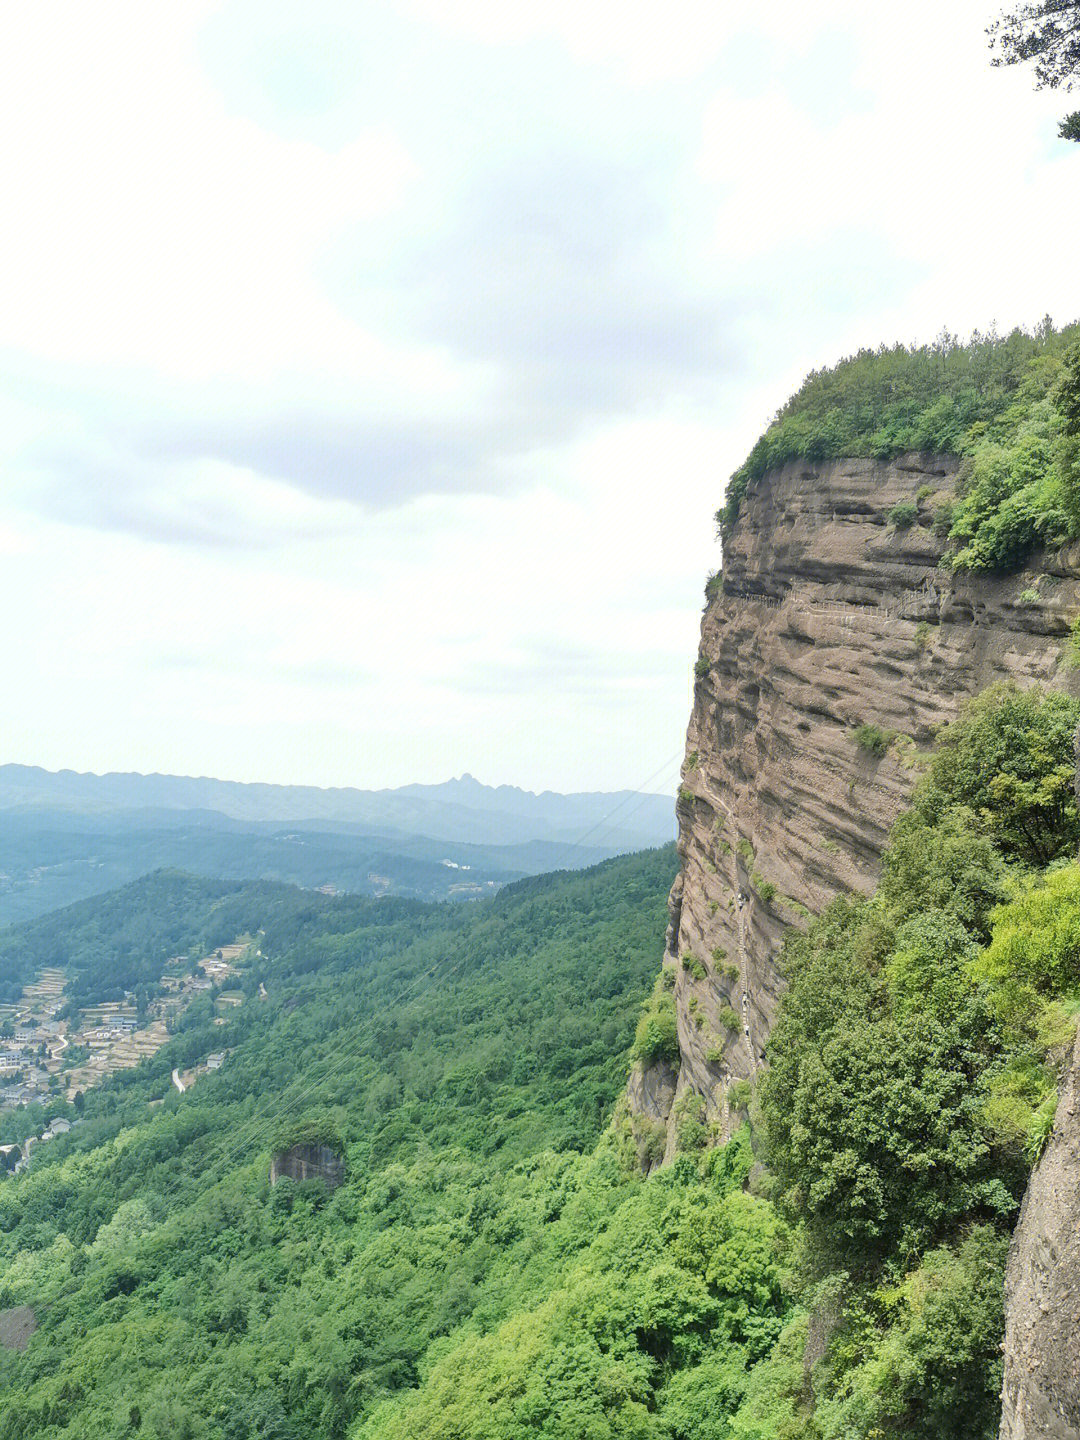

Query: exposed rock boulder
[
  {"left": 0, "top": 1306, "right": 36, "bottom": 1352},
  {"left": 269, "top": 1143, "right": 345, "bottom": 1190},
  {"left": 623, "top": 1057, "right": 678, "bottom": 1174},
  {"left": 1000, "top": 1026, "right": 1080, "bottom": 1440}
]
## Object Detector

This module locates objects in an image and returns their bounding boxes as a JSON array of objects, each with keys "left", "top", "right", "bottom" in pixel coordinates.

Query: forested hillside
[
  {"left": 358, "top": 685, "right": 1080, "bottom": 1440},
  {"left": 3, "top": 685, "right": 1080, "bottom": 1438},
  {"left": 0, "top": 811, "right": 581, "bottom": 929},
  {"left": 0, "top": 775, "right": 671, "bottom": 928},
  {"left": 0, "top": 848, "right": 676, "bottom": 1437}
]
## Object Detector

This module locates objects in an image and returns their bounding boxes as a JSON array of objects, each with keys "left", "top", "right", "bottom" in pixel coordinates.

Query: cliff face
[
  {"left": 627, "top": 453, "right": 1080, "bottom": 1162},
  {"left": 999, "top": 1026, "right": 1080, "bottom": 1440}
]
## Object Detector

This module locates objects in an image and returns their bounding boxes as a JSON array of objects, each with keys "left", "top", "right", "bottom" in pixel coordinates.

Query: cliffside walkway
[{"left": 694, "top": 776, "right": 760, "bottom": 1077}]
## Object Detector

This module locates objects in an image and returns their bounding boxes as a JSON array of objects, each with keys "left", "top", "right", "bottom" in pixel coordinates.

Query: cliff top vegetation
[{"left": 722, "top": 319, "right": 1080, "bottom": 573}]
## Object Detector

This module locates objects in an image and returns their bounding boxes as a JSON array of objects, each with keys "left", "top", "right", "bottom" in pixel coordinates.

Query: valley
[
  {"left": 4, "top": 328, "right": 1080, "bottom": 1439},
  {"left": 0, "top": 941, "right": 260, "bottom": 1169}
]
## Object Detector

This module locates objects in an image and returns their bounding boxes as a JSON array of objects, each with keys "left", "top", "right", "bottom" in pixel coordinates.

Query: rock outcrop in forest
[{"left": 269, "top": 1142, "right": 346, "bottom": 1190}]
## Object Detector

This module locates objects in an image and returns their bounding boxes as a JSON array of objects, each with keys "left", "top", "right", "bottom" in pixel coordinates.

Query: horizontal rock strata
[{"left": 627, "top": 453, "right": 1080, "bottom": 1163}]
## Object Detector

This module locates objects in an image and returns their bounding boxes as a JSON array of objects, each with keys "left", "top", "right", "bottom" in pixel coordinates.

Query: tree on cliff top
[
  {"left": 989, "top": 0, "right": 1080, "bottom": 138},
  {"left": 926, "top": 683, "right": 1080, "bottom": 867}
]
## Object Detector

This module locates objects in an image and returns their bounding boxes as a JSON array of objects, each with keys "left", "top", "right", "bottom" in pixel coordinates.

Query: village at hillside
[{"left": 0, "top": 939, "right": 261, "bottom": 1173}]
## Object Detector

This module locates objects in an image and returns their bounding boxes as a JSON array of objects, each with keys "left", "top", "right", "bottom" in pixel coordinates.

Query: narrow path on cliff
[{"left": 694, "top": 775, "right": 759, "bottom": 1076}]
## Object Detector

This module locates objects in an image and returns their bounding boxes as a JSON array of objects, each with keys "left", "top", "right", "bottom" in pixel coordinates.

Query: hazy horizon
[
  {"left": 0, "top": 759, "right": 676, "bottom": 801},
  {"left": 2, "top": 1, "right": 1077, "bottom": 794}
]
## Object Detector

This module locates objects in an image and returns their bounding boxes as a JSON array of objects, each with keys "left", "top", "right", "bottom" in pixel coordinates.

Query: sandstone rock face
[
  {"left": 999, "top": 1026, "right": 1080, "bottom": 1440},
  {"left": 627, "top": 453, "right": 1080, "bottom": 1146},
  {"left": 269, "top": 1143, "right": 345, "bottom": 1190}
]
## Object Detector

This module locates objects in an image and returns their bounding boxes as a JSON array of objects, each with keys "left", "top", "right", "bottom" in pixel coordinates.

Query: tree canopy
[
  {"left": 988, "top": 1, "right": 1080, "bottom": 137},
  {"left": 720, "top": 322, "right": 1080, "bottom": 574}
]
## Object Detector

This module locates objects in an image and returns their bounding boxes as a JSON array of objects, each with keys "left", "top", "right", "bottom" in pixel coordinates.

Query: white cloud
[{"left": 1, "top": 0, "right": 1078, "bottom": 792}]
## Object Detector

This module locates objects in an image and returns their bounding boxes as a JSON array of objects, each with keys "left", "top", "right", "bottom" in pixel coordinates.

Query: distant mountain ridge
[
  {"left": 0, "top": 765, "right": 675, "bottom": 927},
  {"left": 0, "top": 765, "right": 673, "bottom": 850}
]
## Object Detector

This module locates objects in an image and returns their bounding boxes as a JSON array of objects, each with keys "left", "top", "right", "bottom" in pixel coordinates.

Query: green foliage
[
  {"left": 271, "top": 1113, "right": 346, "bottom": 1156},
  {"left": 755, "top": 679, "right": 1080, "bottom": 1435},
  {"left": 0, "top": 849, "right": 678, "bottom": 1438},
  {"left": 716, "top": 1005, "right": 741, "bottom": 1033},
  {"left": 887, "top": 500, "right": 918, "bottom": 528},
  {"left": 926, "top": 682, "right": 1080, "bottom": 864},
  {"left": 681, "top": 952, "right": 708, "bottom": 982},
  {"left": 988, "top": 3, "right": 1080, "bottom": 92},
  {"left": 852, "top": 723, "right": 896, "bottom": 757},
  {"left": 1027, "top": 1088, "right": 1059, "bottom": 1161},
  {"left": 361, "top": 1142, "right": 792, "bottom": 1440},
  {"left": 751, "top": 873, "right": 776, "bottom": 904},
  {"left": 718, "top": 321, "right": 1080, "bottom": 569},
  {"left": 878, "top": 806, "right": 1009, "bottom": 940},
  {"left": 0, "top": 870, "right": 245, "bottom": 1004},
  {"left": 977, "top": 863, "right": 1080, "bottom": 1000},
  {"left": 632, "top": 993, "right": 681, "bottom": 1067},
  {"left": 933, "top": 499, "right": 957, "bottom": 535},
  {"left": 947, "top": 396, "right": 1072, "bottom": 570},
  {"left": 694, "top": 657, "right": 712, "bottom": 679},
  {"left": 736, "top": 838, "right": 755, "bottom": 865},
  {"left": 812, "top": 1228, "right": 1008, "bottom": 1440},
  {"left": 761, "top": 897, "right": 1009, "bottom": 1271}
]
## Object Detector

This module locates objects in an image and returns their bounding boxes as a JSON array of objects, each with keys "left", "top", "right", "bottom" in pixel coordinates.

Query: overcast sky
[{"left": 1, "top": 0, "right": 1077, "bottom": 795}]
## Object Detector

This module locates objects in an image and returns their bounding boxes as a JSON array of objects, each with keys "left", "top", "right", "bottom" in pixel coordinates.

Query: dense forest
[
  {"left": 0, "top": 848, "right": 676, "bottom": 1436},
  {"left": 721, "top": 319, "right": 1080, "bottom": 574},
  {"left": 360, "top": 683, "right": 1080, "bottom": 1440},
  {"left": 0, "top": 808, "right": 639, "bottom": 931},
  {"left": 2, "top": 683, "right": 1079, "bottom": 1437}
]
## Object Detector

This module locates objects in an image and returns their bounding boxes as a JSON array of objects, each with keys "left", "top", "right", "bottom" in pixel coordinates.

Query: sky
[{"left": 1, "top": 0, "right": 1078, "bottom": 795}]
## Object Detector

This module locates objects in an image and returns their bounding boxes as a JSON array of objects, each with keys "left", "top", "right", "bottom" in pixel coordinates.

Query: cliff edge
[
  {"left": 627, "top": 453, "right": 1080, "bottom": 1163},
  {"left": 999, "top": 1023, "right": 1080, "bottom": 1440}
]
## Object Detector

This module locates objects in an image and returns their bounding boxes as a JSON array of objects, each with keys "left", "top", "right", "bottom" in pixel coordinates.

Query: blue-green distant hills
[{"left": 0, "top": 766, "right": 675, "bottom": 926}]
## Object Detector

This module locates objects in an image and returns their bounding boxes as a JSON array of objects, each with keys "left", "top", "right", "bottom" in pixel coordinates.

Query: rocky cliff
[
  {"left": 999, "top": 1024, "right": 1080, "bottom": 1440},
  {"left": 627, "top": 453, "right": 1080, "bottom": 1163}
]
